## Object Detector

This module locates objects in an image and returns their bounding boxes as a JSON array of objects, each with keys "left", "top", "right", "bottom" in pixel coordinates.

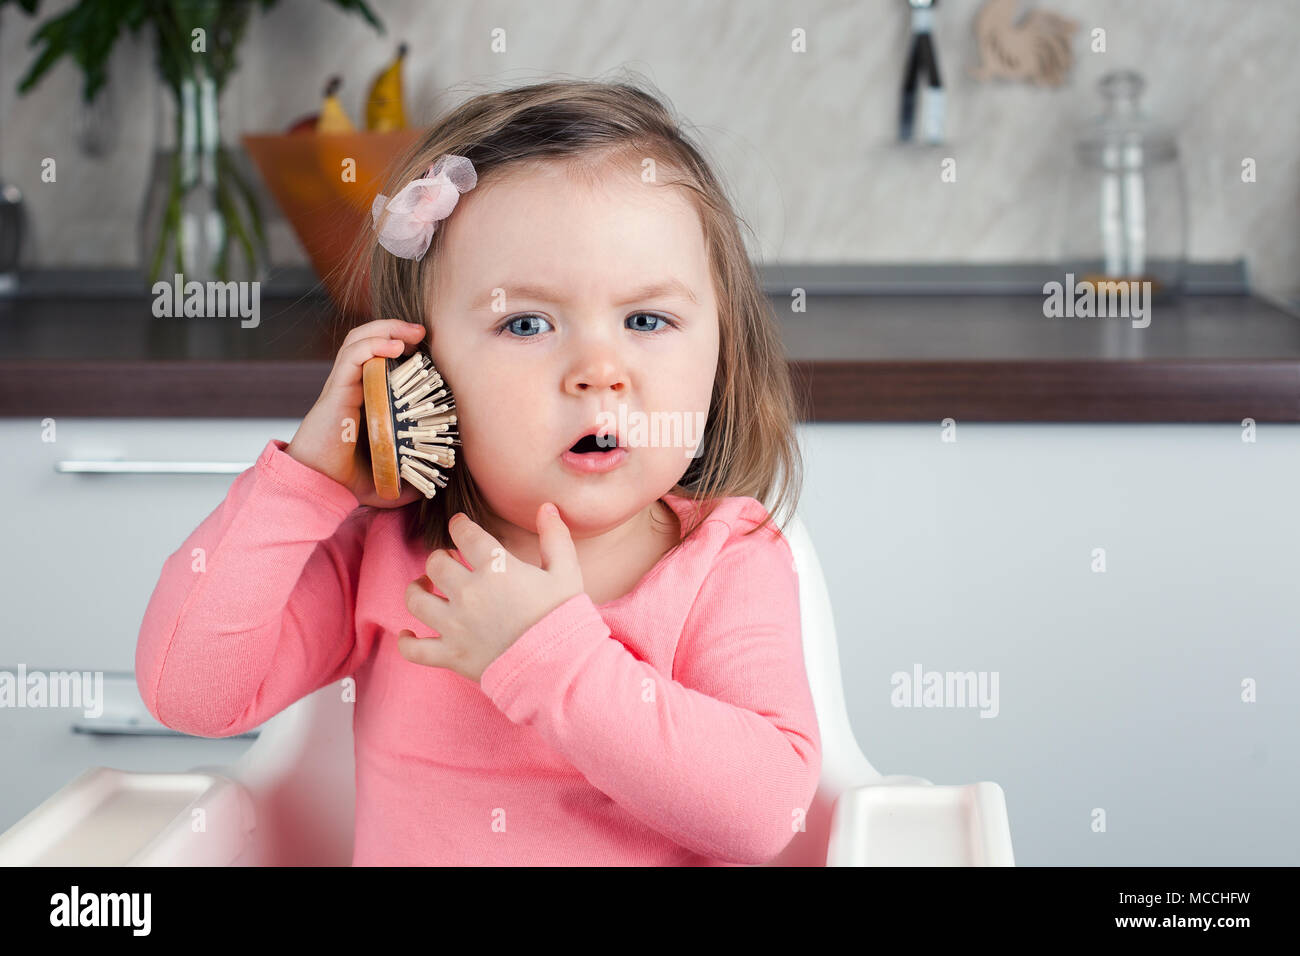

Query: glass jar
[
  {"left": 137, "top": 0, "right": 268, "bottom": 286},
  {"left": 1060, "top": 70, "right": 1187, "bottom": 299}
]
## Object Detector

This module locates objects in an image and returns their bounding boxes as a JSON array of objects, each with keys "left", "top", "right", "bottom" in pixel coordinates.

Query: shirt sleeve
[
  {"left": 135, "top": 438, "right": 371, "bottom": 738},
  {"left": 478, "top": 525, "right": 821, "bottom": 865}
]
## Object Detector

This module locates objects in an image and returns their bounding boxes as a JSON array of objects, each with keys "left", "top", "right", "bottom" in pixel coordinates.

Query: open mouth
[
  {"left": 568, "top": 433, "right": 620, "bottom": 454},
  {"left": 561, "top": 429, "right": 628, "bottom": 474}
]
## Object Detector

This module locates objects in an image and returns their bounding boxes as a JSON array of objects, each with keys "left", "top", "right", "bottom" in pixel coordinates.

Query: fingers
[
  {"left": 425, "top": 549, "right": 473, "bottom": 588},
  {"left": 404, "top": 575, "right": 448, "bottom": 628},
  {"left": 445, "top": 513, "right": 502, "bottom": 571},
  {"left": 324, "top": 335, "right": 412, "bottom": 395},
  {"left": 396, "top": 631, "right": 452, "bottom": 668},
  {"left": 535, "top": 502, "right": 577, "bottom": 575},
  {"left": 340, "top": 318, "right": 426, "bottom": 350},
  {"left": 400, "top": 573, "right": 464, "bottom": 668},
  {"left": 329, "top": 320, "right": 425, "bottom": 382}
]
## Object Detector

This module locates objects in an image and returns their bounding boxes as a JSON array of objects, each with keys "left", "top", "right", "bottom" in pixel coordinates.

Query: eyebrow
[{"left": 470, "top": 278, "right": 698, "bottom": 311}]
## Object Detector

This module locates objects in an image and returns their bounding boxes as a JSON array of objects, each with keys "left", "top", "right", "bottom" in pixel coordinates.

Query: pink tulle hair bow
[{"left": 370, "top": 153, "right": 478, "bottom": 260}]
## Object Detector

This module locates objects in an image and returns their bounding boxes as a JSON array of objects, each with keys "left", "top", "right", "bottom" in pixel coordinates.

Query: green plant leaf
[{"left": 8, "top": 0, "right": 384, "bottom": 103}]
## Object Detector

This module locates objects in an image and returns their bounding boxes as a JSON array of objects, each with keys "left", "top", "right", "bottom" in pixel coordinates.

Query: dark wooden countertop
[{"left": 2, "top": 284, "right": 1298, "bottom": 422}]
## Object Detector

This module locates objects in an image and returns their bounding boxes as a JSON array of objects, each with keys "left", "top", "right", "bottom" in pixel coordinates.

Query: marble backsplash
[{"left": 0, "top": 0, "right": 1296, "bottom": 306}]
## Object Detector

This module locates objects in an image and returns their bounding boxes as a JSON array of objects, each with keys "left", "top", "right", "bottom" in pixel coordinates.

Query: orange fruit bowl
[{"left": 242, "top": 129, "right": 425, "bottom": 316}]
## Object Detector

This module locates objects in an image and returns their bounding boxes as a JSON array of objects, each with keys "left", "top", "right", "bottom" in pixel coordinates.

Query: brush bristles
[{"left": 389, "top": 351, "right": 458, "bottom": 499}]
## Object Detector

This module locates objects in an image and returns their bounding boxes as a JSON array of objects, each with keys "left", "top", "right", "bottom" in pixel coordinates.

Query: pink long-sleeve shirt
[{"left": 135, "top": 437, "right": 821, "bottom": 865}]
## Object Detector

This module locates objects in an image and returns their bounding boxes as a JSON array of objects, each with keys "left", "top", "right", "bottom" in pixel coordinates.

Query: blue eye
[
  {"left": 627, "top": 313, "right": 676, "bottom": 333},
  {"left": 499, "top": 314, "right": 553, "bottom": 337},
  {"left": 495, "top": 313, "right": 678, "bottom": 337}
]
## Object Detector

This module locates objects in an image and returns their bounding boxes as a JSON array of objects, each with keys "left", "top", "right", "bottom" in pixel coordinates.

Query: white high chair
[{"left": 0, "top": 512, "right": 1015, "bottom": 866}]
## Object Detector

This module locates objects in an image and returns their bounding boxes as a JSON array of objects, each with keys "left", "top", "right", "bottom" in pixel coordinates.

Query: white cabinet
[
  {"left": 0, "top": 418, "right": 300, "bottom": 832},
  {"left": 798, "top": 421, "right": 1300, "bottom": 866},
  {"left": 0, "top": 418, "right": 300, "bottom": 671}
]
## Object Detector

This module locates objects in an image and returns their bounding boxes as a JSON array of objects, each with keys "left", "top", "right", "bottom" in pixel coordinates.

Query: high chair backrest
[
  {"left": 230, "top": 507, "right": 877, "bottom": 867},
  {"left": 762, "top": 509, "right": 883, "bottom": 866}
]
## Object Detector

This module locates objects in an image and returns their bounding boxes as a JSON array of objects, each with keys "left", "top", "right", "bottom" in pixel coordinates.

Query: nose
[{"left": 563, "top": 343, "right": 627, "bottom": 395}]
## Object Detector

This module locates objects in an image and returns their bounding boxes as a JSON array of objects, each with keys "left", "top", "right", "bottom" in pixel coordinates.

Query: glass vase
[
  {"left": 1059, "top": 70, "right": 1187, "bottom": 300},
  {"left": 137, "top": 0, "right": 268, "bottom": 286}
]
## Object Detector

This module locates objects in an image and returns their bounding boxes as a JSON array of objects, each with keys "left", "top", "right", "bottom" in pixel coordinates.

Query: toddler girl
[{"left": 136, "top": 76, "right": 821, "bottom": 866}]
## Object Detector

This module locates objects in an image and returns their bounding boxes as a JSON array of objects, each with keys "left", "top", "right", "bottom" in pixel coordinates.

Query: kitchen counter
[{"left": 2, "top": 265, "right": 1298, "bottom": 421}]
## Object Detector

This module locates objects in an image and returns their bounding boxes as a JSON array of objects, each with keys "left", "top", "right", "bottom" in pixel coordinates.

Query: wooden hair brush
[{"left": 361, "top": 349, "right": 458, "bottom": 500}]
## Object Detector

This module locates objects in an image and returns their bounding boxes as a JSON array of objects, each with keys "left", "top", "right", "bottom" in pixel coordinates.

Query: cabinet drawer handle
[
  {"left": 71, "top": 723, "right": 259, "bottom": 739},
  {"left": 55, "top": 460, "right": 253, "bottom": 475}
]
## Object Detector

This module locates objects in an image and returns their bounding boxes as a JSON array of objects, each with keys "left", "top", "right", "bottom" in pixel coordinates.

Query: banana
[
  {"left": 365, "top": 42, "right": 408, "bottom": 132},
  {"left": 318, "top": 75, "right": 355, "bottom": 134}
]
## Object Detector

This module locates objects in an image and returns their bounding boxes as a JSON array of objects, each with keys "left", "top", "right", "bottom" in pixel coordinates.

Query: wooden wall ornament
[{"left": 970, "top": 0, "right": 1079, "bottom": 87}]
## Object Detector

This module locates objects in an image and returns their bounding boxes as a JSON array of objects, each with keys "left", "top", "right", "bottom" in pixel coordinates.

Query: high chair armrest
[
  {"left": 826, "top": 780, "right": 1015, "bottom": 866},
  {"left": 0, "top": 767, "right": 255, "bottom": 866}
]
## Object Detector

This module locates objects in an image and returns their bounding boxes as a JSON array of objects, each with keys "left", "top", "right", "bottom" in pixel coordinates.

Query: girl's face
[{"left": 425, "top": 159, "right": 720, "bottom": 540}]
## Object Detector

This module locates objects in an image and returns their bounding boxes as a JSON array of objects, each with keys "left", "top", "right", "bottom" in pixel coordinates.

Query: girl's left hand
[{"left": 398, "top": 502, "right": 584, "bottom": 683}]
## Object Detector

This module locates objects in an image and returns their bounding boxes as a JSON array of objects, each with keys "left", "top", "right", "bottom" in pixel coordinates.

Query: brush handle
[{"left": 362, "top": 353, "right": 402, "bottom": 500}]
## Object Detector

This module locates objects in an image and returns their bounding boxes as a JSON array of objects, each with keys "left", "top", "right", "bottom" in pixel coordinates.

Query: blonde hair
[{"left": 336, "top": 72, "right": 804, "bottom": 556}]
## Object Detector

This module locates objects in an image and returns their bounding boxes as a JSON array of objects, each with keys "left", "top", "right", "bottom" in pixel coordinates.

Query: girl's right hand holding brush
[{"left": 287, "top": 318, "right": 429, "bottom": 508}]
